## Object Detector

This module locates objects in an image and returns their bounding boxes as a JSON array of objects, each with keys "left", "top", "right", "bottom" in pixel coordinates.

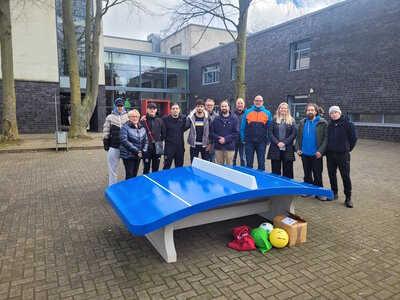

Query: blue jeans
[
  {"left": 233, "top": 143, "right": 246, "bottom": 166},
  {"left": 209, "top": 152, "right": 216, "bottom": 163},
  {"left": 245, "top": 142, "right": 267, "bottom": 171}
]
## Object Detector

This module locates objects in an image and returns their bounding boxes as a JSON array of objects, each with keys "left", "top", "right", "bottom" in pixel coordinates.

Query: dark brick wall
[
  {"left": 0, "top": 81, "right": 106, "bottom": 133},
  {"left": 189, "top": 0, "right": 400, "bottom": 141},
  {"left": 357, "top": 126, "right": 400, "bottom": 141},
  {"left": 0, "top": 80, "right": 60, "bottom": 133}
]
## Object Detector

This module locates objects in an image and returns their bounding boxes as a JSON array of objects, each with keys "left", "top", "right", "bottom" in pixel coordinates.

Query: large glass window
[
  {"left": 349, "top": 114, "right": 400, "bottom": 125},
  {"left": 56, "top": 0, "right": 87, "bottom": 77},
  {"left": 141, "top": 56, "right": 165, "bottom": 88},
  {"left": 112, "top": 53, "right": 140, "bottom": 87},
  {"left": 167, "top": 93, "right": 187, "bottom": 115},
  {"left": 106, "top": 90, "right": 140, "bottom": 115},
  {"left": 166, "top": 59, "right": 188, "bottom": 90},
  {"left": 290, "top": 40, "right": 310, "bottom": 70},
  {"left": 202, "top": 64, "right": 220, "bottom": 85}
]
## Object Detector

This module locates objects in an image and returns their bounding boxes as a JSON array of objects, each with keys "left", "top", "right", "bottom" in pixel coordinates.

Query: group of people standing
[{"left": 103, "top": 95, "right": 357, "bottom": 208}]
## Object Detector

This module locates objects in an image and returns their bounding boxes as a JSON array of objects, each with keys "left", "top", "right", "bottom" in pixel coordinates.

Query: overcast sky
[{"left": 103, "top": 0, "right": 345, "bottom": 40}]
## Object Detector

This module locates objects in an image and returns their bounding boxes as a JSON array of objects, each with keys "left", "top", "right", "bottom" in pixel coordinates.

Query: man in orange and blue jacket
[{"left": 240, "top": 95, "right": 272, "bottom": 171}]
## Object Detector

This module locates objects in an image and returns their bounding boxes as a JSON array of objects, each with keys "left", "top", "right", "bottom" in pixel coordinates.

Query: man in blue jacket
[
  {"left": 295, "top": 103, "right": 329, "bottom": 200},
  {"left": 326, "top": 105, "right": 358, "bottom": 208},
  {"left": 210, "top": 100, "right": 239, "bottom": 165},
  {"left": 241, "top": 95, "right": 272, "bottom": 171}
]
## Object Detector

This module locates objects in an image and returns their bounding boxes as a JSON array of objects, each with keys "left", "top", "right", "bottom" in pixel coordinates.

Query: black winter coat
[
  {"left": 267, "top": 118, "right": 297, "bottom": 161},
  {"left": 326, "top": 116, "right": 357, "bottom": 153},
  {"left": 162, "top": 115, "right": 188, "bottom": 147},
  {"left": 141, "top": 115, "right": 166, "bottom": 151},
  {"left": 119, "top": 122, "right": 148, "bottom": 159}
]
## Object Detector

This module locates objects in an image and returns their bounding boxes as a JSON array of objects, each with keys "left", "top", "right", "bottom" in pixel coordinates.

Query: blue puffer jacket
[
  {"left": 210, "top": 113, "right": 239, "bottom": 151},
  {"left": 119, "top": 122, "right": 148, "bottom": 159}
]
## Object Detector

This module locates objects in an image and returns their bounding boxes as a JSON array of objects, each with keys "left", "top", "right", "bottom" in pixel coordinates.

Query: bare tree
[
  {"left": 62, "top": 0, "right": 147, "bottom": 138},
  {"left": 0, "top": 0, "right": 18, "bottom": 141},
  {"left": 171, "top": 0, "right": 304, "bottom": 101}
]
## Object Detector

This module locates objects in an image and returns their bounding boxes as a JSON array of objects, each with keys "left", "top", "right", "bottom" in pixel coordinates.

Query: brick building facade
[{"left": 189, "top": 0, "right": 400, "bottom": 141}]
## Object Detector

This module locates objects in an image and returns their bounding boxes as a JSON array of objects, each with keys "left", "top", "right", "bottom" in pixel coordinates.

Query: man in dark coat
[
  {"left": 326, "top": 105, "right": 358, "bottom": 208},
  {"left": 162, "top": 103, "right": 189, "bottom": 169},
  {"left": 210, "top": 100, "right": 239, "bottom": 165},
  {"left": 233, "top": 98, "right": 247, "bottom": 166}
]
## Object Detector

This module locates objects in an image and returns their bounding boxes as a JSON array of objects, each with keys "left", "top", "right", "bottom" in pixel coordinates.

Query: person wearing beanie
[
  {"left": 326, "top": 105, "right": 358, "bottom": 208},
  {"left": 103, "top": 98, "right": 129, "bottom": 185}
]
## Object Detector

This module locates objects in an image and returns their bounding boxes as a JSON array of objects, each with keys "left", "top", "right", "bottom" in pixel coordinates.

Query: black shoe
[
  {"left": 345, "top": 197, "right": 353, "bottom": 208},
  {"left": 332, "top": 194, "right": 338, "bottom": 200}
]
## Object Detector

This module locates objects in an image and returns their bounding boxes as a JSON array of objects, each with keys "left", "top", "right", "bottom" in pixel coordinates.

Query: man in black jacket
[
  {"left": 162, "top": 103, "right": 189, "bottom": 169},
  {"left": 326, "top": 106, "right": 358, "bottom": 208},
  {"left": 141, "top": 102, "right": 166, "bottom": 174}
]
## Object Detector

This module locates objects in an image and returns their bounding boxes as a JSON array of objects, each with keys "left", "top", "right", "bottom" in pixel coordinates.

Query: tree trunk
[
  {"left": 63, "top": 0, "right": 87, "bottom": 137},
  {"left": 82, "top": 0, "right": 101, "bottom": 123},
  {"left": 0, "top": 0, "right": 19, "bottom": 140},
  {"left": 235, "top": 0, "right": 251, "bottom": 101}
]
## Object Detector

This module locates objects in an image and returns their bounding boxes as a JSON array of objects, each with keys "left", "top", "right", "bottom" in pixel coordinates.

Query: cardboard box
[{"left": 273, "top": 213, "right": 307, "bottom": 247}]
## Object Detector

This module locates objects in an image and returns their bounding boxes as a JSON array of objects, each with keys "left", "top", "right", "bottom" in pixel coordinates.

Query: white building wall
[
  {"left": 0, "top": 0, "right": 59, "bottom": 82},
  {"left": 104, "top": 36, "right": 153, "bottom": 52},
  {"left": 161, "top": 25, "right": 236, "bottom": 56}
]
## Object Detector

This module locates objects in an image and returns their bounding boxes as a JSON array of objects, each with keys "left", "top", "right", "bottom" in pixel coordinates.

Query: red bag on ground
[{"left": 228, "top": 226, "right": 256, "bottom": 251}]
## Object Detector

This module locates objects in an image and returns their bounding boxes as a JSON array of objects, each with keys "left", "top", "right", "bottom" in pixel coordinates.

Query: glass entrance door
[{"left": 291, "top": 103, "right": 307, "bottom": 124}]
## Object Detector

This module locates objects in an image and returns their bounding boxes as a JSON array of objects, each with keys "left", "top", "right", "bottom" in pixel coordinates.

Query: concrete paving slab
[{"left": 0, "top": 138, "right": 399, "bottom": 299}]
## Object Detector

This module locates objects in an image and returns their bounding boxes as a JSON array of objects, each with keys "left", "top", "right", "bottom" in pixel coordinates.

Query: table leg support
[{"left": 145, "top": 224, "right": 177, "bottom": 263}]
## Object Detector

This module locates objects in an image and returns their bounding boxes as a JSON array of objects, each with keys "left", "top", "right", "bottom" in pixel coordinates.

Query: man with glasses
[
  {"left": 240, "top": 95, "right": 272, "bottom": 171},
  {"left": 141, "top": 102, "right": 166, "bottom": 174}
]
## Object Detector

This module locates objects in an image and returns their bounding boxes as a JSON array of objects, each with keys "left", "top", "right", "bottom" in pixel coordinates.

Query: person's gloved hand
[{"left": 103, "top": 138, "right": 110, "bottom": 151}]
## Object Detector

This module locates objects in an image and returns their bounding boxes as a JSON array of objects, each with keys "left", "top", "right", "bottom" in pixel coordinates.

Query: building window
[
  {"left": 349, "top": 114, "right": 400, "bottom": 126},
  {"left": 290, "top": 39, "right": 310, "bottom": 70},
  {"left": 202, "top": 64, "right": 220, "bottom": 85},
  {"left": 170, "top": 44, "right": 182, "bottom": 55},
  {"left": 231, "top": 58, "right": 235, "bottom": 81}
]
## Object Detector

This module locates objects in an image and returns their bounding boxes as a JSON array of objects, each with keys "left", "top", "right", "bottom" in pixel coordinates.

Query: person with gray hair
[
  {"left": 120, "top": 109, "right": 148, "bottom": 179},
  {"left": 326, "top": 105, "right": 358, "bottom": 208}
]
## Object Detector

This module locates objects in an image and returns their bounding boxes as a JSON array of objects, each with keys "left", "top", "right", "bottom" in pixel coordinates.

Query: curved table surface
[{"left": 105, "top": 165, "right": 333, "bottom": 235}]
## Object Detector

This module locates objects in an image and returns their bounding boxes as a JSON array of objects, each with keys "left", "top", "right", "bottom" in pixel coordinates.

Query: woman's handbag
[{"left": 144, "top": 120, "right": 164, "bottom": 155}]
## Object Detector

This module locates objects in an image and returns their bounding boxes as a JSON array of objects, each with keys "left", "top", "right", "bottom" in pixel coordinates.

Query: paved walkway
[
  {"left": 0, "top": 138, "right": 399, "bottom": 299},
  {"left": 0, "top": 133, "right": 103, "bottom": 153}
]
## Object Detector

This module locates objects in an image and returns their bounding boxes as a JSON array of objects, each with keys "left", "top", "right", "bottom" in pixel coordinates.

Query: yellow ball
[{"left": 269, "top": 228, "right": 289, "bottom": 248}]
